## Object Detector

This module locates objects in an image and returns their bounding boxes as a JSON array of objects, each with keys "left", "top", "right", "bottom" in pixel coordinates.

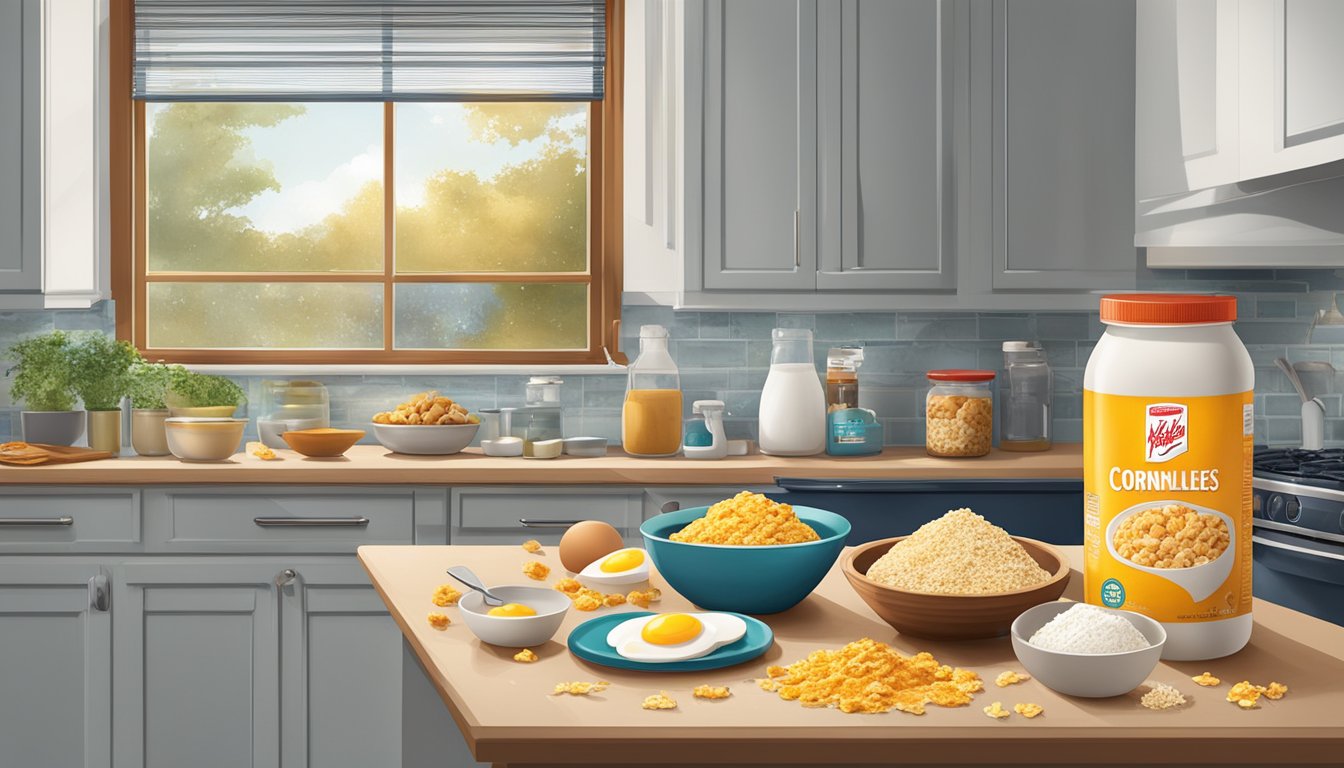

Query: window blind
[{"left": 132, "top": 0, "right": 606, "bottom": 102}]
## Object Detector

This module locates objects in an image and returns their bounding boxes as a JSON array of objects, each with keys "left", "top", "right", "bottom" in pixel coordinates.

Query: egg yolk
[
  {"left": 600, "top": 549, "right": 646, "bottom": 573},
  {"left": 640, "top": 613, "right": 703, "bottom": 645},
  {"left": 487, "top": 602, "right": 538, "bottom": 617}
]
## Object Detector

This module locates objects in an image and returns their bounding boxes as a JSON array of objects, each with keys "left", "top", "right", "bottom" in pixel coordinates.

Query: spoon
[{"left": 446, "top": 566, "right": 506, "bottom": 607}]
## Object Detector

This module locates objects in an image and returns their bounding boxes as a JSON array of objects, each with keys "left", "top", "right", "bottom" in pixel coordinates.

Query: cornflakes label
[{"left": 1084, "top": 390, "right": 1252, "bottom": 623}]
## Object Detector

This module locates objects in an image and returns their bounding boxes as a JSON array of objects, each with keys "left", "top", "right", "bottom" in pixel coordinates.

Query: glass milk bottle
[
  {"left": 622, "top": 325, "right": 683, "bottom": 457},
  {"left": 758, "top": 328, "right": 826, "bottom": 456}
]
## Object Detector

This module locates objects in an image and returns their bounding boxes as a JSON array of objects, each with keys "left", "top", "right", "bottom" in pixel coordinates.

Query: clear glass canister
[
  {"left": 925, "top": 370, "right": 994, "bottom": 457},
  {"left": 622, "top": 325, "right": 683, "bottom": 457},
  {"left": 1000, "top": 341, "right": 1053, "bottom": 452}
]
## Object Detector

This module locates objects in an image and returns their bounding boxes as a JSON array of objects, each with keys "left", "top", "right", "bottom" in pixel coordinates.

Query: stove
[{"left": 1251, "top": 447, "right": 1344, "bottom": 628}]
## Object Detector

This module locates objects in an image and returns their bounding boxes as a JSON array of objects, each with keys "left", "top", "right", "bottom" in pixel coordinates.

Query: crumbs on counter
[
  {"left": 522, "top": 539, "right": 542, "bottom": 553},
  {"left": 693, "top": 685, "right": 731, "bottom": 700},
  {"left": 627, "top": 588, "right": 661, "bottom": 609},
  {"left": 1140, "top": 684, "right": 1186, "bottom": 711},
  {"left": 513, "top": 649, "right": 538, "bottom": 663},
  {"left": 431, "top": 585, "right": 462, "bottom": 607},
  {"left": 1227, "top": 680, "right": 1289, "bottom": 708},
  {"left": 641, "top": 691, "right": 678, "bottom": 710},
  {"left": 603, "top": 592, "right": 627, "bottom": 607},
  {"left": 1014, "top": 702, "right": 1044, "bottom": 719},
  {"left": 427, "top": 612, "right": 451, "bottom": 630},
  {"left": 552, "top": 681, "right": 610, "bottom": 696},
  {"left": 995, "top": 670, "right": 1030, "bottom": 687},
  {"left": 246, "top": 441, "right": 278, "bottom": 460},
  {"left": 983, "top": 701, "right": 1011, "bottom": 720},
  {"left": 522, "top": 561, "right": 550, "bottom": 581},
  {"left": 553, "top": 577, "right": 582, "bottom": 594},
  {"left": 1191, "top": 672, "right": 1221, "bottom": 687},
  {"left": 573, "top": 592, "right": 602, "bottom": 611}
]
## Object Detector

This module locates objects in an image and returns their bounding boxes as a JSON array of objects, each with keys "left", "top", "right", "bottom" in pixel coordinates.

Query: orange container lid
[
  {"left": 927, "top": 369, "right": 996, "bottom": 382},
  {"left": 1100, "top": 294, "right": 1237, "bottom": 325}
]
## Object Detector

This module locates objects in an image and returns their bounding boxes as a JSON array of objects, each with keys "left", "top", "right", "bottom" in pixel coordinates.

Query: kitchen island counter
[
  {"left": 359, "top": 544, "right": 1344, "bottom": 767},
  {"left": 0, "top": 443, "right": 1082, "bottom": 485}
]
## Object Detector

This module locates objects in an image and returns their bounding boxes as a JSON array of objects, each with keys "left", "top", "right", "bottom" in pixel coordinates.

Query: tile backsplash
[{"left": 5, "top": 268, "right": 1344, "bottom": 448}]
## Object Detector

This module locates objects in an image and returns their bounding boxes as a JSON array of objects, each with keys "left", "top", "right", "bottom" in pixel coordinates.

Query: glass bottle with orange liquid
[{"left": 622, "top": 325, "right": 683, "bottom": 457}]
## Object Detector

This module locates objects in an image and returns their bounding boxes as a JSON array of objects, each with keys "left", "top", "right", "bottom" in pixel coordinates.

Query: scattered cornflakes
[
  {"left": 983, "top": 701, "right": 1011, "bottom": 719},
  {"left": 246, "top": 441, "right": 278, "bottom": 460},
  {"left": 553, "top": 577, "right": 582, "bottom": 595},
  {"left": 627, "top": 589, "right": 661, "bottom": 609},
  {"left": 603, "top": 593, "right": 627, "bottom": 607},
  {"left": 573, "top": 593, "right": 602, "bottom": 611},
  {"left": 693, "top": 685, "right": 731, "bottom": 700},
  {"left": 522, "top": 539, "right": 542, "bottom": 553},
  {"left": 670, "top": 492, "right": 820, "bottom": 545},
  {"left": 513, "top": 649, "right": 538, "bottom": 663},
  {"left": 427, "top": 613, "right": 451, "bottom": 630},
  {"left": 757, "top": 678, "right": 780, "bottom": 692},
  {"left": 1191, "top": 672, "right": 1221, "bottom": 687},
  {"left": 763, "top": 638, "right": 981, "bottom": 715},
  {"left": 1140, "top": 684, "right": 1186, "bottom": 711},
  {"left": 1014, "top": 702, "right": 1044, "bottom": 719},
  {"left": 523, "top": 561, "right": 550, "bottom": 581},
  {"left": 431, "top": 585, "right": 462, "bottom": 607},
  {"left": 641, "top": 691, "right": 678, "bottom": 710},
  {"left": 1263, "top": 682, "right": 1288, "bottom": 700},
  {"left": 552, "top": 681, "right": 610, "bottom": 696},
  {"left": 766, "top": 665, "right": 788, "bottom": 678},
  {"left": 995, "top": 670, "right": 1030, "bottom": 687},
  {"left": 1227, "top": 681, "right": 1263, "bottom": 709}
]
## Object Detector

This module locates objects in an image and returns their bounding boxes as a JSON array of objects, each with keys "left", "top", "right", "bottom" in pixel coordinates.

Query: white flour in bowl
[{"left": 1028, "top": 603, "right": 1151, "bottom": 654}]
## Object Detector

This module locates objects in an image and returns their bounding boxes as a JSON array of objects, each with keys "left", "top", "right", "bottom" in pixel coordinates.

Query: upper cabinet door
[
  {"left": 1240, "top": 0, "right": 1344, "bottom": 179},
  {"left": 815, "top": 0, "right": 963, "bottom": 292},
  {"left": 991, "top": 0, "right": 1138, "bottom": 291},
  {"left": 697, "top": 0, "right": 818, "bottom": 290},
  {"left": 1135, "top": 0, "right": 1241, "bottom": 201},
  {"left": 0, "top": 0, "right": 40, "bottom": 293}
]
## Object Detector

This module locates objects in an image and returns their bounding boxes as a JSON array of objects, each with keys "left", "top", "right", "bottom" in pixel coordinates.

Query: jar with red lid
[{"left": 925, "top": 369, "right": 995, "bottom": 457}]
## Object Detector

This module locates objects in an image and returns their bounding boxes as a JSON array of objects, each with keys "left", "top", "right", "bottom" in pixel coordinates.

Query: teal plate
[{"left": 567, "top": 611, "right": 774, "bottom": 672}]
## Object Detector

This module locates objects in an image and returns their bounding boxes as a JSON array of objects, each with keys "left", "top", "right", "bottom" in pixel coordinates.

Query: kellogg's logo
[{"left": 1146, "top": 403, "right": 1187, "bottom": 462}]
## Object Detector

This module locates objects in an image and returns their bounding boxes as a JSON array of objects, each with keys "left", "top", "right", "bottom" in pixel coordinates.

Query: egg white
[
  {"left": 606, "top": 612, "right": 747, "bottom": 662},
  {"left": 577, "top": 547, "right": 651, "bottom": 587}
]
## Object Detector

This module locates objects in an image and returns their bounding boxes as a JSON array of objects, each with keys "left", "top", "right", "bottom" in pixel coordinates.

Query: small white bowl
[
  {"left": 371, "top": 422, "right": 478, "bottom": 455},
  {"left": 164, "top": 417, "right": 247, "bottom": 462},
  {"left": 457, "top": 586, "right": 571, "bottom": 647},
  {"left": 1011, "top": 601, "right": 1166, "bottom": 698}
]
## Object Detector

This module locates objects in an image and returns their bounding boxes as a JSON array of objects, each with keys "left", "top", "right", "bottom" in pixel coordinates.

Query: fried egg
[
  {"left": 578, "top": 547, "right": 651, "bottom": 587},
  {"left": 606, "top": 612, "right": 747, "bottom": 662},
  {"left": 486, "top": 602, "right": 537, "bottom": 617}
]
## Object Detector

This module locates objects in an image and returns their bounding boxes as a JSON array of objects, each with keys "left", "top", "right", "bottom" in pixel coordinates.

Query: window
[{"left": 111, "top": 1, "right": 624, "bottom": 364}]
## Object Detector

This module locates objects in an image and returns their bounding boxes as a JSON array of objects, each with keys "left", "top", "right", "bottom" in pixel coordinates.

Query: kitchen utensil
[
  {"left": 566, "top": 611, "right": 774, "bottom": 672},
  {"left": 446, "top": 566, "right": 507, "bottom": 607},
  {"left": 639, "top": 505, "right": 851, "bottom": 614},
  {"left": 759, "top": 328, "right": 826, "bottom": 456},
  {"left": 0, "top": 442, "right": 114, "bottom": 466},
  {"left": 1001, "top": 341, "right": 1052, "bottom": 451},
  {"left": 1010, "top": 601, "right": 1166, "bottom": 697},
  {"left": 562, "top": 436, "right": 608, "bottom": 457},
  {"left": 371, "top": 422, "right": 478, "bottom": 455},
  {"left": 456, "top": 586, "right": 571, "bottom": 647},
  {"left": 1275, "top": 358, "right": 1325, "bottom": 449},
  {"left": 280, "top": 427, "right": 364, "bottom": 457},
  {"left": 164, "top": 417, "right": 247, "bottom": 462},
  {"left": 623, "top": 325, "right": 683, "bottom": 457},
  {"left": 841, "top": 535, "right": 1069, "bottom": 639},
  {"left": 682, "top": 400, "right": 727, "bottom": 459}
]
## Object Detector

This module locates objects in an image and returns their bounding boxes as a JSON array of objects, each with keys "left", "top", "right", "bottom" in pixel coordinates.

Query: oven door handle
[{"left": 1252, "top": 534, "right": 1344, "bottom": 562}]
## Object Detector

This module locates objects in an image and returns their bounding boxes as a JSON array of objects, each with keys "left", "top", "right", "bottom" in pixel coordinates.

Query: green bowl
[{"left": 640, "top": 504, "right": 851, "bottom": 614}]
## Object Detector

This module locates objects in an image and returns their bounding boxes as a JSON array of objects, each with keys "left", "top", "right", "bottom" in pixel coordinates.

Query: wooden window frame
[{"left": 109, "top": 0, "right": 625, "bottom": 366}]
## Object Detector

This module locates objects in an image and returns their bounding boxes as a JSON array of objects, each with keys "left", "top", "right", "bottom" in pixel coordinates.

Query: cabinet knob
[
  {"left": 88, "top": 573, "right": 109, "bottom": 612},
  {"left": 275, "top": 569, "right": 297, "bottom": 588}
]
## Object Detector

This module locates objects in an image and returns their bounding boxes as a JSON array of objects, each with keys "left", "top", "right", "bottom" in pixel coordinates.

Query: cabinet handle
[
  {"left": 0, "top": 516, "right": 74, "bottom": 526},
  {"left": 253, "top": 516, "right": 369, "bottom": 527},
  {"left": 793, "top": 209, "right": 801, "bottom": 268},
  {"left": 517, "top": 519, "right": 585, "bottom": 529},
  {"left": 660, "top": 501, "right": 681, "bottom": 513},
  {"left": 275, "top": 569, "right": 297, "bottom": 588},
  {"left": 88, "top": 574, "right": 109, "bottom": 612}
]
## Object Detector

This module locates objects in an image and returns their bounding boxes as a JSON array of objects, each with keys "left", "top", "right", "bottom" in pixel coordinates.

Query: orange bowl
[
  {"left": 842, "top": 535, "right": 1071, "bottom": 640},
  {"left": 280, "top": 428, "right": 365, "bottom": 458}
]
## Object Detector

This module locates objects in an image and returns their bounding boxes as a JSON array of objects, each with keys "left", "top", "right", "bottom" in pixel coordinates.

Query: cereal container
[
  {"left": 1083, "top": 294, "right": 1253, "bottom": 661},
  {"left": 925, "top": 370, "right": 994, "bottom": 457}
]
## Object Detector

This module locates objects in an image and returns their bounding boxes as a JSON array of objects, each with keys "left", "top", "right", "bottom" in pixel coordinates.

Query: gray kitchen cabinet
[
  {"left": 0, "top": 560, "right": 111, "bottom": 768},
  {"left": 451, "top": 486, "right": 646, "bottom": 545},
  {"left": 113, "top": 561, "right": 282, "bottom": 768},
  {"left": 0, "top": 0, "right": 40, "bottom": 293},
  {"left": 695, "top": 0, "right": 818, "bottom": 291},
  {"left": 0, "top": 487, "right": 142, "bottom": 553},
  {"left": 816, "top": 0, "right": 964, "bottom": 291},
  {"left": 988, "top": 0, "right": 1138, "bottom": 291}
]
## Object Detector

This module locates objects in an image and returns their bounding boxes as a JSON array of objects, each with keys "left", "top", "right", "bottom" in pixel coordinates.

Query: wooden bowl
[
  {"left": 842, "top": 535, "right": 1071, "bottom": 640},
  {"left": 280, "top": 428, "right": 365, "bottom": 458}
]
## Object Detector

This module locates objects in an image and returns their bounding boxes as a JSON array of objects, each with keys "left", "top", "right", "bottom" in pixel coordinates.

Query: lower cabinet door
[
  {"left": 0, "top": 561, "right": 111, "bottom": 768},
  {"left": 278, "top": 561, "right": 405, "bottom": 768},
  {"left": 113, "top": 562, "right": 281, "bottom": 768}
]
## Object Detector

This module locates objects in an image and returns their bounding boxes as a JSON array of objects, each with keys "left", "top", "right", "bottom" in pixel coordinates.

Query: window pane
[
  {"left": 147, "top": 283, "right": 383, "bottom": 349},
  {"left": 394, "top": 284, "right": 587, "bottom": 350},
  {"left": 146, "top": 103, "right": 383, "bottom": 273},
  {"left": 394, "top": 104, "right": 588, "bottom": 273}
]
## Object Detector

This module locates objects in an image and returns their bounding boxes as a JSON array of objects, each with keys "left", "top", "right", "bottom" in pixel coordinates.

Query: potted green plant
[
  {"left": 128, "top": 360, "right": 178, "bottom": 456},
  {"left": 4, "top": 331, "right": 83, "bottom": 446},
  {"left": 165, "top": 368, "right": 247, "bottom": 417},
  {"left": 68, "top": 332, "right": 141, "bottom": 455}
]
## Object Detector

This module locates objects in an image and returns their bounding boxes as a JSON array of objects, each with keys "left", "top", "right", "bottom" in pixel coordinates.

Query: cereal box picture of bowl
[{"left": 1104, "top": 499, "right": 1236, "bottom": 603}]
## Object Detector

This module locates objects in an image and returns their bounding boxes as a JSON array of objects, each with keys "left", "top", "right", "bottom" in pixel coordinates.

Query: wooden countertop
[
  {"left": 0, "top": 444, "right": 1082, "bottom": 485},
  {"left": 358, "top": 544, "right": 1344, "bottom": 767}
]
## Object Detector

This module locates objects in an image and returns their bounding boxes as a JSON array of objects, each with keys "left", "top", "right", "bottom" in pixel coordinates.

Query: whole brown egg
[{"left": 559, "top": 520, "right": 625, "bottom": 573}]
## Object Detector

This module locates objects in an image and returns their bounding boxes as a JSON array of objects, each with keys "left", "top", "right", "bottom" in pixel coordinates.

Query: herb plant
[
  {"left": 167, "top": 368, "right": 247, "bottom": 408},
  {"left": 4, "top": 331, "right": 78, "bottom": 412},
  {"left": 68, "top": 332, "right": 142, "bottom": 411},
  {"left": 128, "top": 361, "right": 179, "bottom": 410}
]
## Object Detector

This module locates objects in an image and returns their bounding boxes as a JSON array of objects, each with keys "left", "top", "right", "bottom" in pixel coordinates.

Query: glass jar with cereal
[{"left": 925, "top": 370, "right": 995, "bottom": 458}]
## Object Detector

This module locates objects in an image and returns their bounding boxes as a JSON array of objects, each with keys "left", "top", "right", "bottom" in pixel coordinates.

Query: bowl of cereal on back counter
[
  {"left": 371, "top": 392, "right": 480, "bottom": 455},
  {"left": 640, "top": 492, "right": 851, "bottom": 614},
  {"left": 842, "top": 508, "right": 1069, "bottom": 639}
]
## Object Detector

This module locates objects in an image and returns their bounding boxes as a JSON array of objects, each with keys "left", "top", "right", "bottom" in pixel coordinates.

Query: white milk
[{"left": 758, "top": 362, "right": 826, "bottom": 456}]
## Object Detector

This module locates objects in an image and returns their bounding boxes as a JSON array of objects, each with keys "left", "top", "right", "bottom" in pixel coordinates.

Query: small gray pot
[{"left": 20, "top": 410, "right": 87, "bottom": 447}]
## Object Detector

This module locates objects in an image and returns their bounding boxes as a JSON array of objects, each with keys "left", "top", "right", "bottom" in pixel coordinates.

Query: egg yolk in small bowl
[
  {"left": 600, "top": 549, "right": 646, "bottom": 573},
  {"left": 640, "top": 613, "right": 703, "bottom": 645},
  {"left": 487, "top": 602, "right": 538, "bottom": 618}
]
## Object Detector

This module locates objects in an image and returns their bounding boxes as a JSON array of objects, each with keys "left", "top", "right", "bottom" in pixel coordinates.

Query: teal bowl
[{"left": 640, "top": 505, "right": 851, "bottom": 614}]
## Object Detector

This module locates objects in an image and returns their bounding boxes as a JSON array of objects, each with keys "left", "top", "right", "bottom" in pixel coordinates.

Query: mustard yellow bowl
[{"left": 281, "top": 428, "right": 365, "bottom": 458}]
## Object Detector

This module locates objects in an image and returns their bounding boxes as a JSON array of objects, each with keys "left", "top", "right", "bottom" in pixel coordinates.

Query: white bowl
[
  {"left": 457, "top": 586, "right": 571, "bottom": 647},
  {"left": 371, "top": 422, "right": 478, "bottom": 455},
  {"left": 1105, "top": 499, "right": 1236, "bottom": 603},
  {"left": 164, "top": 417, "right": 247, "bottom": 462},
  {"left": 1011, "top": 601, "right": 1166, "bottom": 698}
]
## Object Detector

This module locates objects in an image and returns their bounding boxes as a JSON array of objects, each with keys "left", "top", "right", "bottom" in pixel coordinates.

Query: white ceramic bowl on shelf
[
  {"left": 164, "top": 417, "right": 247, "bottom": 462},
  {"left": 371, "top": 422, "right": 478, "bottom": 455}
]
